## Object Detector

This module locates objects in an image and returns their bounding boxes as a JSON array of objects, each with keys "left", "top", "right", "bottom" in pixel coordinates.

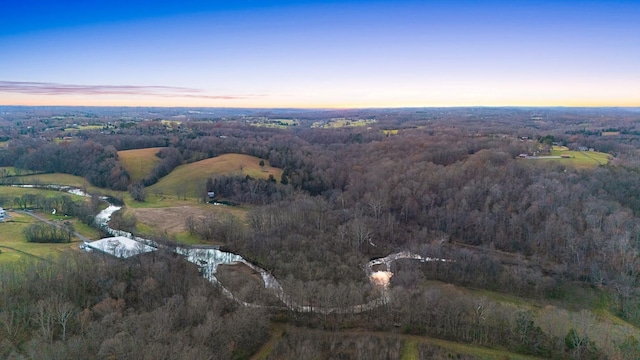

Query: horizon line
[{"left": 2, "top": 104, "right": 640, "bottom": 110}]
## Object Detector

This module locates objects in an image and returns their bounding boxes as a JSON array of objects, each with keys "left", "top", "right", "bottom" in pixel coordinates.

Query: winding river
[{"left": 11, "top": 184, "right": 449, "bottom": 313}]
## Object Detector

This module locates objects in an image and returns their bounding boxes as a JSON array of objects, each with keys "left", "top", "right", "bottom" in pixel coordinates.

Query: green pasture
[
  {"left": 0, "top": 212, "right": 82, "bottom": 264},
  {"left": 118, "top": 147, "right": 164, "bottom": 182},
  {"left": 148, "top": 153, "right": 282, "bottom": 199},
  {"left": 251, "top": 119, "right": 298, "bottom": 129},
  {"left": 64, "top": 125, "right": 103, "bottom": 131},
  {"left": 400, "top": 339, "right": 419, "bottom": 360},
  {"left": 0, "top": 186, "right": 87, "bottom": 203},
  {"left": 5, "top": 173, "right": 89, "bottom": 188},
  {"left": 0, "top": 167, "right": 43, "bottom": 177},
  {"left": 161, "top": 120, "right": 182, "bottom": 127},
  {"left": 40, "top": 211, "right": 102, "bottom": 240},
  {"left": 312, "top": 118, "right": 376, "bottom": 128},
  {"left": 549, "top": 146, "right": 611, "bottom": 168}
]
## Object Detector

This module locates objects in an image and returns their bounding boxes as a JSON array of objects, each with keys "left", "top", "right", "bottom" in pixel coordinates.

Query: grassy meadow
[
  {"left": 118, "top": 147, "right": 165, "bottom": 182},
  {"left": 4, "top": 173, "right": 89, "bottom": 188},
  {"left": 312, "top": 118, "right": 376, "bottom": 128},
  {"left": 0, "top": 166, "right": 43, "bottom": 177},
  {"left": 148, "top": 153, "right": 282, "bottom": 199},
  {"left": 63, "top": 125, "right": 104, "bottom": 132},
  {"left": 0, "top": 212, "right": 82, "bottom": 264},
  {"left": 549, "top": 146, "right": 611, "bottom": 168},
  {"left": 0, "top": 185, "right": 87, "bottom": 202}
]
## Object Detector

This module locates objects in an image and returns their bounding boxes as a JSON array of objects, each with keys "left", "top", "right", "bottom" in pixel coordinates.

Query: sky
[{"left": 0, "top": 0, "right": 639, "bottom": 108}]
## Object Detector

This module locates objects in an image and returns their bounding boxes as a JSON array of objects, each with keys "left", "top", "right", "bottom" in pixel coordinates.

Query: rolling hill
[
  {"left": 148, "top": 153, "right": 282, "bottom": 199},
  {"left": 118, "top": 147, "right": 165, "bottom": 182}
]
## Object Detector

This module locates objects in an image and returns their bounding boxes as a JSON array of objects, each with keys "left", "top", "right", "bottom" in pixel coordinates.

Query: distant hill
[
  {"left": 148, "top": 153, "right": 282, "bottom": 198},
  {"left": 118, "top": 147, "right": 164, "bottom": 182}
]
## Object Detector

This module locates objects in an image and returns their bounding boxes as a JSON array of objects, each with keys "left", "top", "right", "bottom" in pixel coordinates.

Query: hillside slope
[
  {"left": 118, "top": 147, "right": 165, "bottom": 182},
  {"left": 148, "top": 153, "right": 282, "bottom": 198}
]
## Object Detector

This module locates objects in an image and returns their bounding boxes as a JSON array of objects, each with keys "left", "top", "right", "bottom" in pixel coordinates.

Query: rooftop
[{"left": 84, "top": 236, "right": 156, "bottom": 258}]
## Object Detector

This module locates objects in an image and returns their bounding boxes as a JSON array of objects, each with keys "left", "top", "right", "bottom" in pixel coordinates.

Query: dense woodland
[{"left": 2, "top": 107, "right": 640, "bottom": 358}]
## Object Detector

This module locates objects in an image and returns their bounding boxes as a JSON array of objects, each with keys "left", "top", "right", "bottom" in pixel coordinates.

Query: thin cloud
[{"left": 0, "top": 81, "right": 259, "bottom": 100}]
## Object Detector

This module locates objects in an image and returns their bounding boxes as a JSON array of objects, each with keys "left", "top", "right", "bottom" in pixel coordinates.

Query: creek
[{"left": 12, "top": 184, "right": 450, "bottom": 312}]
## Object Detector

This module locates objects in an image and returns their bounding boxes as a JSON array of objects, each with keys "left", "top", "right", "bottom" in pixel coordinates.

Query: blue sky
[{"left": 1, "top": 0, "right": 638, "bottom": 107}]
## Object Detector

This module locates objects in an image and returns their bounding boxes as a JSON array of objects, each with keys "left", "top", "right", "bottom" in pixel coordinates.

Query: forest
[{"left": 1, "top": 106, "right": 640, "bottom": 359}]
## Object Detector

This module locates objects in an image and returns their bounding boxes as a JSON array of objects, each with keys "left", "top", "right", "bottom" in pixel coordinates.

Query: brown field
[
  {"left": 118, "top": 147, "right": 164, "bottom": 182},
  {"left": 131, "top": 204, "right": 248, "bottom": 235}
]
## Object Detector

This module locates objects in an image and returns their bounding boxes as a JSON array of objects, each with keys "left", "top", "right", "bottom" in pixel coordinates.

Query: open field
[
  {"left": 130, "top": 203, "right": 248, "bottom": 239},
  {"left": 0, "top": 185, "right": 88, "bottom": 202},
  {"left": 118, "top": 147, "right": 164, "bottom": 182},
  {"left": 63, "top": 125, "right": 104, "bottom": 131},
  {"left": 3, "top": 173, "right": 89, "bottom": 187},
  {"left": 250, "top": 118, "right": 298, "bottom": 128},
  {"left": 0, "top": 166, "right": 43, "bottom": 177},
  {"left": 549, "top": 146, "right": 611, "bottom": 168},
  {"left": 0, "top": 211, "right": 82, "bottom": 264},
  {"left": 149, "top": 153, "right": 282, "bottom": 198},
  {"left": 526, "top": 146, "right": 612, "bottom": 168},
  {"left": 382, "top": 129, "right": 399, "bottom": 135},
  {"left": 161, "top": 119, "right": 181, "bottom": 128},
  {"left": 0, "top": 140, "right": 8, "bottom": 148},
  {"left": 312, "top": 118, "right": 376, "bottom": 128}
]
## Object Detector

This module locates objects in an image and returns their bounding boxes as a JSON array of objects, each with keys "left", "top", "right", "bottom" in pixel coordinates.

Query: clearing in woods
[
  {"left": 118, "top": 147, "right": 165, "bottom": 182},
  {"left": 549, "top": 146, "right": 611, "bottom": 168},
  {"left": 148, "top": 153, "right": 282, "bottom": 199},
  {"left": 131, "top": 204, "right": 248, "bottom": 238}
]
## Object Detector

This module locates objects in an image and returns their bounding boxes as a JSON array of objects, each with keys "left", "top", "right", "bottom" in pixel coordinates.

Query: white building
[
  {"left": 83, "top": 236, "right": 156, "bottom": 258},
  {"left": 0, "top": 207, "right": 5, "bottom": 221}
]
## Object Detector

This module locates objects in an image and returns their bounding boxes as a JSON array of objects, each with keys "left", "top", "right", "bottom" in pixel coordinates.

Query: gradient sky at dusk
[{"left": 1, "top": 0, "right": 638, "bottom": 108}]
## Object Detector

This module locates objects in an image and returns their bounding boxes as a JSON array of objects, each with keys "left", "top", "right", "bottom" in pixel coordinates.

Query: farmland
[
  {"left": 148, "top": 153, "right": 282, "bottom": 199},
  {"left": 0, "top": 211, "right": 82, "bottom": 264},
  {"left": 118, "top": 147, "right": 164, "bottom": 182},
  {"left": 312, "top": 118, "right": 376, "bottom": 128},
  {"left": 549, "top": 146, "right": 611, "bottom": 168}
]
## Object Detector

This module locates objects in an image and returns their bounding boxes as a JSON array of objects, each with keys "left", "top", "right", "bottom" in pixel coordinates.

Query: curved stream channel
[{"left": 13, "top": 185, "right": 449, "bottom": 313}]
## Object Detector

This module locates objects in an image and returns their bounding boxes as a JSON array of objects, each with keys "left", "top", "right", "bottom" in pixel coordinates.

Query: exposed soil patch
[{"left": 132, "top": 206, "right": 211, "bottom": 234}]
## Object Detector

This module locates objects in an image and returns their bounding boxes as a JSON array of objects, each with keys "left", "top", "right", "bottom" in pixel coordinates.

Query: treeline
[
  {"left": 0, "top": 139, "right": 129, "bottom": 190},
  {"left": 205, "top": 174, "right": 290, "bottom": 205},
  {"left": 140, "top": 147, "right": 182, "bottom": 187},
  {"left": 0, "top": 252, "right": 269, "bottom": 359},
  {"left": 0, "top": 192, "right": 101, "bottom": 225},
  {"left": 24, "top": 222, "right": 73, "bottom": 243}
]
